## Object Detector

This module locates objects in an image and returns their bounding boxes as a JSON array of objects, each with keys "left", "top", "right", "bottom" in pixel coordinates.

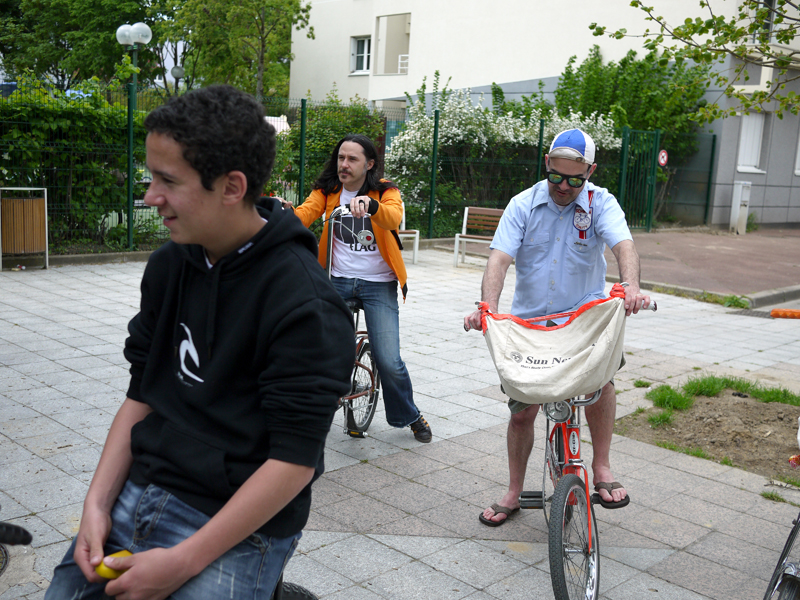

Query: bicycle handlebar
[{"left": 0, "top": 522, "right": 32, "bottom": 546}]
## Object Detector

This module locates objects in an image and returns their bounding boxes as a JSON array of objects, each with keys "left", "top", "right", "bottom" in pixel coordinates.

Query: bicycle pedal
[
  {"left": 346, "top": 430, "right": 367, "bottom": 438},
  {"left": 519, "top": 491, "right": 544, "bottom": 509}
]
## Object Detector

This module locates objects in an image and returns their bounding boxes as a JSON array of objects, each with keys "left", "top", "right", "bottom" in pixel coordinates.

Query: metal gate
[{"left": 617, "top": 127, "right": 661, "bottom": 231}]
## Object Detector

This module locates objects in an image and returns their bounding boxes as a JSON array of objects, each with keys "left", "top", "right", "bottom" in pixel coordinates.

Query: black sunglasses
[{"left": 546, "top": 168, "right": 589, "bottom": 188}]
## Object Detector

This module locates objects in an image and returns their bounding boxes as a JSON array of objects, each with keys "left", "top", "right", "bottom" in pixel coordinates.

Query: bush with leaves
[
  {"left": 386, "top": 72, "right": 620, "bottom": 236},
  {"left": 276, "top": 86, "right": 386, "bottom": 202},
  {"left": 0, "top": 74, "right": 149, "bottom": 250},
  {"left": 554, "top": 45, "right": 709, "bottom": 219}
]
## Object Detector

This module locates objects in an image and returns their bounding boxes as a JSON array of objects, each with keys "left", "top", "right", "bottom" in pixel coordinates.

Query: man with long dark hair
[{"left": 287, "top": 133, "right": 432, "bottom": 443}]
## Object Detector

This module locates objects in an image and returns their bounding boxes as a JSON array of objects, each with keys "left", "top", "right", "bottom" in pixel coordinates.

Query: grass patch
[
  {"left": 646, "top": 385, "right": 694, "bottom": 410},
  {"left": 777, "top": 475, "right": 800, "bottom": 488},
  {"left": 647, "top": 409, "right": 674, "bottom": 427},
  {"left": 762, "top": 491, "right": 786, "bottom": 503},
  {"left": 682, "top": 376, "right": 728, "bottom": 397},
  {"left": 656, "top": 440, "right": 712, "bottom": 459},
  {"left": 633, "top": 379, "right": 651, "bottom": 388},
  {"left": 680, "top": 375, "right": 800, "bottom": 406},
  {"left": 756, "top": 386, "right": 800, "bottom": 406},
  {"left": 649, "top": 285, "right": 753, "bottom": 308},
  {"left": 720, "top": 457, "right": 733, "bottom": 467},
  {"left": 723, "top": 294, "right": 749, "bottom": 308},
  {"left": 633, "top": 406, "right": 646, "bottom": 415}
]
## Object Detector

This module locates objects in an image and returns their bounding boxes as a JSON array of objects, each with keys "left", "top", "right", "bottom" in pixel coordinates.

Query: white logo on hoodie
[{"left": 179, "top": 323, "right": 204, "bottom": 383}]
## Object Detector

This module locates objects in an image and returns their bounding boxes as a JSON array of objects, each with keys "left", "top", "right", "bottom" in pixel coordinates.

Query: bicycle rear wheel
[
  {"left": 542, "top": 425, "right": 564, "bottom": 527},
  {"left": 776, "top": 578, "right": 800, "bottom": 600},
  {"left": 280, "top": 581, "right": 319, "bottom": 600},
  {"left": 549, "top": 473, "right": 600, "bottom": 600},
  {"left": 346, "top": 342, "right": 380, "bottom": 433}
]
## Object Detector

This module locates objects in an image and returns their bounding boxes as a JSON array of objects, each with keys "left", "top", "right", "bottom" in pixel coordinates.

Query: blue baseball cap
[{"left": 549, "top": 129, "right": 595, "bottom": 164}]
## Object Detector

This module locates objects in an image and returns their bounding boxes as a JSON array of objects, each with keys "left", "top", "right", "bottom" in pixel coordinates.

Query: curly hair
[
  {"left": 144, "top": 85, "right": 276, "bottom": 203},
  {"left": 312, "top": 133, "right": 397, "bottom": 196}
]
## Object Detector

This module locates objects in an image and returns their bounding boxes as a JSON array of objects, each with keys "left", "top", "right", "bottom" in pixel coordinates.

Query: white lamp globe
[
  {"left": 130, "top": 22, "right": 152, "bottom": 45},
  {"left": 170, "top": 65, "right": 185, "bottom": 79},
  {"left": 116, "top": 24, "right": 133, "bottom": 46}
]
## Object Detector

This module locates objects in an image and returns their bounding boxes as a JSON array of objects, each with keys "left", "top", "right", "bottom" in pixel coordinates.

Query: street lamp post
[
  {"left": 116, "top": 22, "right": 152, "bottom": 250},
  {"left": 170, "top": 65, "right": 185, "bottom": 96}
]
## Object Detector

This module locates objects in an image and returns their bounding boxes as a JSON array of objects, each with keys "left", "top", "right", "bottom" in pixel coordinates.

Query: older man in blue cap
[{"left": 465, "top": 128, "right": 651, "bottom": 527}]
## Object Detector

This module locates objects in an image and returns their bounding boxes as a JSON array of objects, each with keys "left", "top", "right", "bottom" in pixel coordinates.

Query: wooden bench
[
  {"left": 454, "top": 207, "right": 504, "bottom": 267},
  {"left": 398, "top": 204, "right": 419, "bottom": 265}
]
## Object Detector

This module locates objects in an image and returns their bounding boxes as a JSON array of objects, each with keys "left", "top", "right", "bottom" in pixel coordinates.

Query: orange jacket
[{"left": 294, "top": 185, "right": 408, "bottom": 297}]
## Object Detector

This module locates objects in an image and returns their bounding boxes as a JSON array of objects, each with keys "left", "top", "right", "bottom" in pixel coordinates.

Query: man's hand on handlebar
[
  {"left": 273, "top": 197, "right": 293, "bottom": 211},
  {"left": 349, "top": 196, "right": 371, "bottom": 219},
  {"left": 464, "top": 302, "right": 494, "bottom": 332},
  {"left": 622, "top": 283, "right": 652, "bottom": 316}
]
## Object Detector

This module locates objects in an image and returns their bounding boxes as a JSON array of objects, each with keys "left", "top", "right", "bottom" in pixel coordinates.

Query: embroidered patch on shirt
[{"left": 573, "top": 206, "right": 592, "bottom": 231}]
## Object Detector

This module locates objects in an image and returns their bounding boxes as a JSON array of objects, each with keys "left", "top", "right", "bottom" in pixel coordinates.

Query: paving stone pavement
[{"left": 1, "top": 248, "right": 799, "bottom": 599}]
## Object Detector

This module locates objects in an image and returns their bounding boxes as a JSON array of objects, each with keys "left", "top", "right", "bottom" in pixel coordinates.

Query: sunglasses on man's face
[{"left": 546, "top": 169, "right": 589, "bottom": 188}]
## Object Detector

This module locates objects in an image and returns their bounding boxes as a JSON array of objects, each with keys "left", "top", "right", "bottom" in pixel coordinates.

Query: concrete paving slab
[{"left": 3, "top": 250, "right": 800, "bottom": 599}]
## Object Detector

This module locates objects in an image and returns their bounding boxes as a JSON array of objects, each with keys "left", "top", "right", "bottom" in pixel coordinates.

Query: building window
[
  {"left": 753, "top": 0, "right": 776, "bottom": 43},
  {"left": 376, "top": 13, "right": 410, "bottom": 75},
  {"left": 350, "top": 37, "right": 371, "bottom": 74},
  {"left": 737, "top": 112, "right": 767, "bottom": 173}
]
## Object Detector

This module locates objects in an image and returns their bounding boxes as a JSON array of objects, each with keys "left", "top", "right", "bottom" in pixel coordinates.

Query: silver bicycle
[{"left": 765, "top": 510, "right": 800, "bottom": 599}]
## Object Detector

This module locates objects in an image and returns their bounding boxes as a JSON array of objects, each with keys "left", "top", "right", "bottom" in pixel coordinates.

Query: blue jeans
[
  {"left": 331, "top": 277, "right": 420, "bottom": 427},
  {"left": 45, "top": 481, "right": 299, "bottom": 599}
]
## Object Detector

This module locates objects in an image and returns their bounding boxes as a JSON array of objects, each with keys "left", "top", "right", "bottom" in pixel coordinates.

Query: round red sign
[{"left": 658, "top": 149, "right": 668, "bottom": 167}]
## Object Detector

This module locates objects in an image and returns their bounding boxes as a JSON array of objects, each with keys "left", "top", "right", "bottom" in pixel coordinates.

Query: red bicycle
[{"left": 471, "top": 284, "right": 655, "bottom": 600}]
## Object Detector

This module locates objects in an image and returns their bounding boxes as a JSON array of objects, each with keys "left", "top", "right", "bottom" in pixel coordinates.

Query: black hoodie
[{"left": 123, "top": 198, "right": 354, "bottom": 538}]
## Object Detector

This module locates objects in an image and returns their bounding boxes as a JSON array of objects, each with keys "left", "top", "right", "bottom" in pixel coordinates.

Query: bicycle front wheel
[
  {"left": 346, "top": 342, "right": 380, "bottom": 433},
  {"left": 549, "top": 473, "right": 600, "bottom": 600}
]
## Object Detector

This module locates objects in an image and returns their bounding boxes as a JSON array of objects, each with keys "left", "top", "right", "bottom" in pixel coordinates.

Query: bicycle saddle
[{"left": 346, "top": 298, "right": 364, "bottom": 312}]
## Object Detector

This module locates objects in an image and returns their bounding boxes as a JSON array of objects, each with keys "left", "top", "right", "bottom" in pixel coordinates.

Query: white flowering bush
[{"left": 386, "top": 76, "right": 621, "bottom": 235}]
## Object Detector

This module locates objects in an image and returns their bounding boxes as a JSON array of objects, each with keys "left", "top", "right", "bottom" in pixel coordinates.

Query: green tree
[
  {"left": 180, "top": 0, "right": 312, "bottom": 100},
  {"left": 148, "top": 0, "right": 202, "bottom": 97},
  {"left": 554, "top": 46, "right": 709, "bottom": 139},
  {"left": 552, "top": 46, "right": 710, "bottom": 220},
  {"left": 590, "top": 0, "right": 800, "bottom": 121},
  {"left": 0, "top": 0, "right": 158, "bottom": 89},
  {"left": 491, "top": 80, "right": 554, "bottom": 120}
]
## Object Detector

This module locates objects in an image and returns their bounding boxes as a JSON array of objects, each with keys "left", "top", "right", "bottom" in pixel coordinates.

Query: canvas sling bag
[{"left": 480, "top": 283, "right": 627, "bottom": 404}]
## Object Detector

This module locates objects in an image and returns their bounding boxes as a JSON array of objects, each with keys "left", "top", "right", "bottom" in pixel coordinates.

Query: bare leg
[
  {"left": 482, "top": 404, "right": 539, "bottom": 524},
  {"left": 584, "top": 382, "right": 626, "bottom": 503}
]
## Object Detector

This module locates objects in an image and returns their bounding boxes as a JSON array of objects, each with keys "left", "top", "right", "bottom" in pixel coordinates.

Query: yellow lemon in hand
[{"left": 94, "top": 550, "right": 132, "bottom": 579}]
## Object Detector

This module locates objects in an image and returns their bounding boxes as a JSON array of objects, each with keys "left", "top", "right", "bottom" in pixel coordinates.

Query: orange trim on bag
[{"left": 479, "top": 283, "right": 626, "bottom": 334}]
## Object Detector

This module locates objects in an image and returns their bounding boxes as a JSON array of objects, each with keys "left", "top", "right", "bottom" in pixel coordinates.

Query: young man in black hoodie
[{"left": 45, "top": 85, "right": 355, "bottom": 599}]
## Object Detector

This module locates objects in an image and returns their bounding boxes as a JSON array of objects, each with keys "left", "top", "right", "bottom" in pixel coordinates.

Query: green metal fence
[
  {"left": 0, "top": 85, "right": 716, "bottom": 255},
  {"left": 0, "top": 89, "right": 405, "bottom": 254}
]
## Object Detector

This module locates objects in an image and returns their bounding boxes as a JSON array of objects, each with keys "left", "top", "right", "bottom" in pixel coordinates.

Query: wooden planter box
[{"left": 1, "top": 197, "right": 47, "bottom": 254}]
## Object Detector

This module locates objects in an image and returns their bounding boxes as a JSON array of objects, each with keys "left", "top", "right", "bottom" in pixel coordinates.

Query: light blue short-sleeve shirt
[{"left": 490, "top": 180, "right": 632, "bottom": 319}]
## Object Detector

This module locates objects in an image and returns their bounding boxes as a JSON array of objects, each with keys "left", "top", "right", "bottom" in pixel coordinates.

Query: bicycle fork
[{"left": 560, "top": 407, "right": 595, "bottom": 554}]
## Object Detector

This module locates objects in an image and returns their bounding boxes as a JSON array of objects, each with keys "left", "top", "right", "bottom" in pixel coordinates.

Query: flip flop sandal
[
  {"left": 591, "top": 482, "right": 630, "bottom": 509},
  {"left": 478, "top": 503, "right": 519, "bottom": 527}
]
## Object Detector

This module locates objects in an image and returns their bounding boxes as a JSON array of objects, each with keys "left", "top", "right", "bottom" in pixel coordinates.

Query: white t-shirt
[{"left": 330, "top": 189, "right": 396, "bottom": 282}]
